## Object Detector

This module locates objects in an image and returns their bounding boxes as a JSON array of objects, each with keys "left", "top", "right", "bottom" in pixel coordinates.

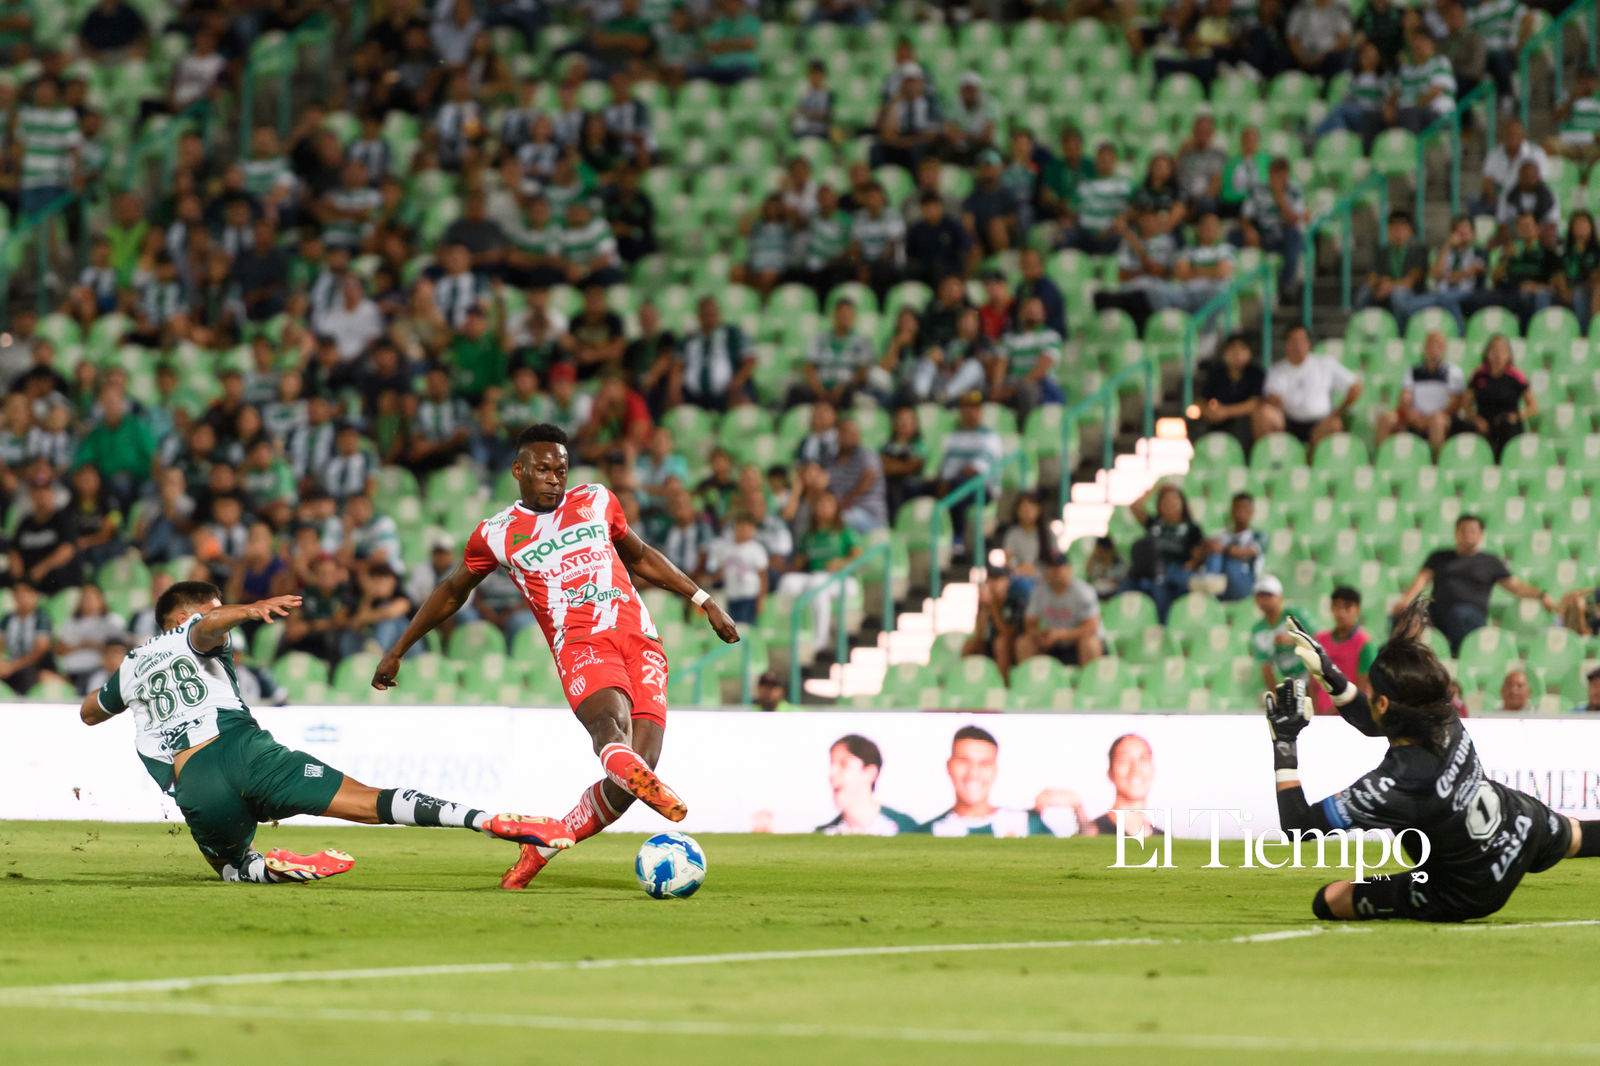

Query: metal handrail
[
  {"left": 929, "top": 449, "right": 1028, "bottom": 598},
  {"left": 1179, "top": 261, "right": 1277, "bottom": 411},
  {"left": 787, "top": 542, "right": 893, "bottom": 703},
  {"left": 1301, "top": 171, "right": 1390, "bottom": 330},
  {"left": 1518, "top": 0, "right": 1600, "bottom": 129},
  {"left": 1414, "top": 81, "right": 1497, "bottom": 227},
  {"left": 673, "top": 635, "right": 752, "bottom": 707}
]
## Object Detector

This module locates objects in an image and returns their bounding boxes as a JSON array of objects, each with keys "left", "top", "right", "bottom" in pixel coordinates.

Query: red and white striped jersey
[{"left": 463, "top": 484, "right": 659, "bottom": 653}]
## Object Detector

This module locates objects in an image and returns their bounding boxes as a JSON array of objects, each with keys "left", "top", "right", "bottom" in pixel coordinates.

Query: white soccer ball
[{"left": 635, "top": 832, "right": 706, "bottom": 899}]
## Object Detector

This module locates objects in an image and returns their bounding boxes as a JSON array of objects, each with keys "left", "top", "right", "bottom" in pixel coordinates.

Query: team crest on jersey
[{"left": 577, "top": 504, "right": 599, "bottom": 522}]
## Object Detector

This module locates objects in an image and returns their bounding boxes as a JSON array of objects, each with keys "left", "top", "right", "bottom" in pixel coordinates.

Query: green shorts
[{"left": 173, "top": 724, "right": 345, "bottom": 867}]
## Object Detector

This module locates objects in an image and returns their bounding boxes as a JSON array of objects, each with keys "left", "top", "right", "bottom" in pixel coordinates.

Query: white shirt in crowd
[
  {"left": 708, "top": 536, "right": 769, "bottom": 601},
  {"left": 1264, "top": 355, "right": 1359, "bottom": 422}
]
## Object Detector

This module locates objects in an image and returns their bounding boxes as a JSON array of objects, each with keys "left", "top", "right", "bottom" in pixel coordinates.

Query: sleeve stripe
[{"left": 1320, "top": 796, "right": 1352, "bottom": 830}]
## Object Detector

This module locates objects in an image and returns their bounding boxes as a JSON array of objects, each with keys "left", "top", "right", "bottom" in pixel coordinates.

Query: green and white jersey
[
  {"left": 851, "top": 207, "right": 905, "bottom": 264},
  {"left": 1249, "top": 608, "right": 1314, "bottom": 679},
  {"left": 1468, "top": 0, "right": 1527, "bottom": 51},
  {"left": 324, "top": 185, "right": 382, "bottom": 247},
  {"left": 242, "top": 155, "right": 293, "bottom": 200},
  {"left": 999, "top": 326, "right": 1062, "bottom": 379},
  {"left": 747, "top": 220, "right": 791, "bottom": 273},
  {"left": 803, "top": 210, "right": 852, "bottom": 269},
  {"left": 807, "top": 328, "right": 875, "bottom": 385},
  {"left": 17, "top": 104, "right": 79, "bottom": 189},
  {"left": 936, "top": 425, "right": 1005, "bottom": 483},
  {"left": 501, "top": 390, "right": 553, "bottom": 429},
  {"left": 816, "top": 805, "right": 920, "bottom": 836},
  {"left": 1560, "top": 95, "right": 1600, "bottom": 143},
  {"left": 1075, "top": 174, "right": 1132, "bottom": 231},
  {"left": 559, "top": 216, "right": 617, "bottom": 267},
  {"left": 918, "top": 807, "right": 1054, "bottom": 837},
  {"left": 512, "top": 220, "right": 564, "bottom": 259},
  {"left": 1397, "top": 54, "right": 1456, "bottom": 115},
  {"left": 1181, "top": 239, "right": 1237, "bottom": 276},
  {"left": 95, "top": 616, "right": 253, "bottom": 794}
]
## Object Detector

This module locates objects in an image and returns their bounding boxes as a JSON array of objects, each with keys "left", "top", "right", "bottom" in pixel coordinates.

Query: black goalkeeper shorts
[{"left": 1346, "top": 807, "right": 1572, "bottom": 922}]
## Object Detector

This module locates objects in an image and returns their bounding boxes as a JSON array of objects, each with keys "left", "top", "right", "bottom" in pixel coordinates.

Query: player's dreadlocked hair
[
  {"left": 156, "top": 580, "right": 223, "bottom": 629},
  {"left": 1368, "top": 598, "right": 1456, "bottom": 752},
  {"left": 515, "top": 423, "right": 570, "bottom": 450}
]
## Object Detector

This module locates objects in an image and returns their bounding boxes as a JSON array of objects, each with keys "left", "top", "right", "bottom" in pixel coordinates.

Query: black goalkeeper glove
[
  {"left": 1263, "top": 677, "right": 1311, "bottom": 773},
  {"left": 1286, "top": 616, "right": 1355, "bottom": 706}
]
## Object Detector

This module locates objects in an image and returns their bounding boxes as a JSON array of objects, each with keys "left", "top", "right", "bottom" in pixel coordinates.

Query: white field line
[
  {"left": 11, "top": 996, "right": 1600, "bottom": 1058},
  {"left": 5, "top": 921, "right": 1595, "bottom": 1003}
]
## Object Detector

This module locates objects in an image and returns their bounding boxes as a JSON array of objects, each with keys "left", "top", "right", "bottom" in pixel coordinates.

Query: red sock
[
  {"left": 599, "top": 742, "right": 647, "bottom": 791},
  {"left": 562, "top": 781, "right": 623, "bottom": 845}
]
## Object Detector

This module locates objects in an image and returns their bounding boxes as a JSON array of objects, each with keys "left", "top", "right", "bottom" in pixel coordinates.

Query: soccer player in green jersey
[{"left": 79, "top": 581, "right": 574, "bottom": 883}]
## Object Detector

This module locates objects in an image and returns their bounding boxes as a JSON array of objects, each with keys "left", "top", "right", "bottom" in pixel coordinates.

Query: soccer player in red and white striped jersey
[{"left": 373, "top": 424, "right": 740, "bottom": 888}]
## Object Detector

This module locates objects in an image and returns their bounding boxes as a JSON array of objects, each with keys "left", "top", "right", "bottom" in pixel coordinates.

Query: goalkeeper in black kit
[{"left": 1265, "top": 600, "right": 1600, "bottom": 922}]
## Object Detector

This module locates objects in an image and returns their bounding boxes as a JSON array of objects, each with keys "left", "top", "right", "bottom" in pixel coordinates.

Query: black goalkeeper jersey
[{"left": 1285, "top": 699, "right": 1571, "bottom": 920}]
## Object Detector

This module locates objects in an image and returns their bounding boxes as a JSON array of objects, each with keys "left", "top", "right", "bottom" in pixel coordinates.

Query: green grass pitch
[{"left": 5, "top": 822, "right": 1600, "bottom": 1065}]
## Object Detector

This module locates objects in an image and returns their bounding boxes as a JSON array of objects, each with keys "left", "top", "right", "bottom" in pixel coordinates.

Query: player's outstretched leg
[
  {"left": 573, "top": 689, "right": 686, "bottom": 822},
  {"left": 502, "top": 697, "right": 676, "bottom": 890},
  {"left": 324, "top": 781, "right": 575, "bottom": 850}
]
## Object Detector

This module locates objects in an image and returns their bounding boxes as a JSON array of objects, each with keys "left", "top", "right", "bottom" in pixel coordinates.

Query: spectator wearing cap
[
  {"left": 1374, "top": 330, "right": 1468, "bottom": 455},
  {"left": 1253, "top": 324, "right": 1363, "bottom": 453},
  {"left": 1015, "top": 552, "right": 1105, "bottom": 669},
  {"left": 1063, "top": 142, "right": 1131, "bottom": 255},
  {"left": 1396, "top": 512, "right": 1555, "bottom": 654},
  {"left": 944, "top": 71, "right": 998, "bottom": 163},
  {"left": 677, "top": 295, "right": 756, "bottom": 412},
  {"left": 1576, "top": 669, "right": 1600, "bottom": 713},
  {"left": 1249, "top": 575, "right": 1316, "bottom": 691},
  {"left": 874, "top": 64, "right": 941, "bottom": 172},
  {"left": 961, "top": 148, "right": 1021, "bottom": 267},
  {"left": 964, "top": 564, "right": 1025, "bottom": 680},
  {"left": 1236, "top": 156, "right": 1308, "bottom": 304},
  {"left": 935, "top": 391, "right": 1004, "bottom": 552},
  {"left": 754, "top": 671, "right": 795, "bottom": 711}
]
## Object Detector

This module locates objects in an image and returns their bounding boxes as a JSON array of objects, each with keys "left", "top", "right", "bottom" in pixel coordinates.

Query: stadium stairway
[{"left": 804, "top": 424, "right": 1194, "bottom": 702}]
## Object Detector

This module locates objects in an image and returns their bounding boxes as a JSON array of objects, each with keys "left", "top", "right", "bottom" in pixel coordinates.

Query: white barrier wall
[{"left": 7, "top": 705, "right": 1600, "bottom": 836}]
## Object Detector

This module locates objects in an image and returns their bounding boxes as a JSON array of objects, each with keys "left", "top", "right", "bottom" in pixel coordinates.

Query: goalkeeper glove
[
  {"left": 1263, "top": 677, "right": 1311, "bottom": 775},
  {"left": 1285, "top": 616, "right": 1356, "bottom": 705}
]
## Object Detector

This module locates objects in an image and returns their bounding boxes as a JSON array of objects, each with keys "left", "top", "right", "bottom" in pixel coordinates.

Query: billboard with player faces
[{"left": 9, "top": 705, "right": 1600, "bottom": 838}]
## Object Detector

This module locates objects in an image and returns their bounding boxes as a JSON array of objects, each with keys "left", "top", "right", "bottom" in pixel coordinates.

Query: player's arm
[
  {"left": 615, "top": 528, "right": 739, "bottom": 644},
  {"left": 1263, "top": 678, "right": 1336, "bottom": 831},
  {"left": 188, "top": 595, "right": 303, "bottom": 654},
  {"left": 372, "top": 562, "right": 488, "bottom": 688},
  {"left": 1285, "top": 616, "right": 1381, "bottom": 735},
  {"left": 79, "top": 690, "right": 115, "bottom": 725}
]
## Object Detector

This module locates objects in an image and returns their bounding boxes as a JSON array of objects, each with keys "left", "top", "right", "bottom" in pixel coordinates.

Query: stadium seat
[
  {"left": 1456, "top": 628, "right": 1520, "bottom": 690},
  {"left": 1249, "top": 432, "right": 1307, "bottom": 473}
]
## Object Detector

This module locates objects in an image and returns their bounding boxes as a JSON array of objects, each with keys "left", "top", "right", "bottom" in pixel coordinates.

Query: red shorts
[{"left": 555, "top": 629, "right": 670, "bottom": 727}]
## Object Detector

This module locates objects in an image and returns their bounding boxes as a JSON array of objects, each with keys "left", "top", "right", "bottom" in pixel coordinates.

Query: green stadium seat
[
  {"left": 1456, "top": 627, "right": 1520, "bottom": 690},
  {"left": 1249, "top": 432, "right": 1306, "bottom": 473},
  {"left": 1403, "top": 306, "right": 1460, "bottom": 344},
  {"left": 1374, "top": 434, "right": 1431, "bottom": 490},
  {"left": 1368, "top": 129, "right": 1416, "bottom": 177},
  {"left": 1527, "top": 306, "right": 1581, "bottom": 350},
  {"left": 1465, "top": 306, "right": 1521, "bottom": 348},
  {"left": 1437, "top": 433, "right": 1495, "bottom": 492},
  {"left": 1102, "top": 591, "right": 1159, "bottom": 639},
  {"left": 1075, "top": 657, "right": 1144, "bottom": 712}
]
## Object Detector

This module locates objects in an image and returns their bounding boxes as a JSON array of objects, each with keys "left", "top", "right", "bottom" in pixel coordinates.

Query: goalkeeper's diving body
[
  {"left": 79, "top": 581, "right": 575, "bottom": 883},
  {"left": 1267, "top": 600, "right": 1600, "bottom": 922}
]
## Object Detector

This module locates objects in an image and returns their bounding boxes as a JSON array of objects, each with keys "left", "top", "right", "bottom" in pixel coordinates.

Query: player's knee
[
  {"left": 1312, "top": 884, "right": 1335, "bottom": 920},
  {"left": 1314, "top": 880, "right": 1355, "bottom": 920}
]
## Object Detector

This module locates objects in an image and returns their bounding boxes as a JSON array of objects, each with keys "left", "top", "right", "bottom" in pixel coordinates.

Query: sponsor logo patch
[
  {"left": 511, "top": 532, "right": 531, "bottom": 547},
  {"left": 303, "top": 764, "right": 324, "bottom": 779},
  {"left": 512, "top": 522, "right": 608, "bottom": 569}
]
